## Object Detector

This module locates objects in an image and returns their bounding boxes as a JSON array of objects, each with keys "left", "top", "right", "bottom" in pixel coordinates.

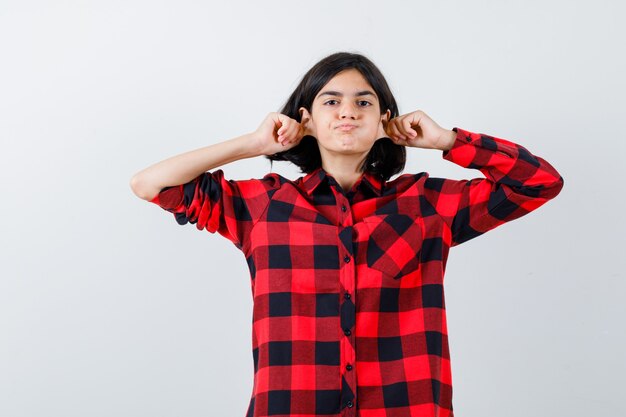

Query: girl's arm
[
  {"left": 129, "top": 112, "right": 305, "bottom": 201},
  {"left": 129, "top": 133, "right": 259, "bottom": 202}
]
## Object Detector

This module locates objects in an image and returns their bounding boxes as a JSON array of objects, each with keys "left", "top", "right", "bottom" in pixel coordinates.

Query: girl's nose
[{"left": 339, "top": 103, "right": 357, "bottom": 119}]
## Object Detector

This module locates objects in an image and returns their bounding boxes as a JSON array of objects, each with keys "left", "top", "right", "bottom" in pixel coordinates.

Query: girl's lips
[{"left": 337, "top": 125, "right": 357, "bottom": 131}]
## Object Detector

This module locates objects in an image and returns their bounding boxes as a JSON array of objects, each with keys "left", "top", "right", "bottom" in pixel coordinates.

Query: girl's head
[{"left": 266, "top": 52, "right": 405, "bottom": 181}]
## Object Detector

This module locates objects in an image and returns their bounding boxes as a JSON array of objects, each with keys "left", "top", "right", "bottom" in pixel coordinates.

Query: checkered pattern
[{"left": 149, "top": 127, "right": 564, "bottom": 417}]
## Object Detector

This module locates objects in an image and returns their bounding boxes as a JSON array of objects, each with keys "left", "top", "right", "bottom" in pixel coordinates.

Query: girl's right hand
[{"left": 252, "top": 112, "right": 308, "bottom": 156}]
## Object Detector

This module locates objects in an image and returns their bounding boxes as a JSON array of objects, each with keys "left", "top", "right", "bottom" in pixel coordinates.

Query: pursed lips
[{"left": 336, "top": 124, "right": 358, "bottom": 131}]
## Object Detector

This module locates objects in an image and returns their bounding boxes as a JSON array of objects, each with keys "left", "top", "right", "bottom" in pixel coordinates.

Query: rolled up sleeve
[
  {"left": 429, "top": 127, "right": 564, "bottom": 246},
  {"left": 150, "top": 169, "right": 276, "bottom": 251}
]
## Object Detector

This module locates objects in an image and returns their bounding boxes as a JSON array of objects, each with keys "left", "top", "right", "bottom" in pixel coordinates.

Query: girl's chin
[
  {"left": 320, "top": 144, "right": 375, "bottom": 155},
  {"left": 317, "top": 135, "right": 376, "bottom": 152}
]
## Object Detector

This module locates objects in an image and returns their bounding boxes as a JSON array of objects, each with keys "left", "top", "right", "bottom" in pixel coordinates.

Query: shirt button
[
  {"left": 344, "top": 328, "right": 351, "bottom": 336},
  {"left": 346, "top": 401, "right": 354, "bottom": 408},
  {"left": 346, "top": 364, "right": 353, "bottom": 371},
  {"left": 344, "top": 293, "right": 351, "bottom": 299},
  {"left": 341, "top": 205, "right": 347, "bottom": 212},
  {"left": 343, "top": 255, "right": 350, "bottom": 263}
]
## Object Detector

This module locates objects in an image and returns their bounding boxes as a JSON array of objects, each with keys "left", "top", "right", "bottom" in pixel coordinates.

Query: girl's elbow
[{"left": 130, "top": 174, "right": 156, "bottom": 201}]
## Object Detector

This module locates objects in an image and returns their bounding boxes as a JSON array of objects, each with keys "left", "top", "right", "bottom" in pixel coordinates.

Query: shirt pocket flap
[{"left": 363, "top": 214, "right": 423, "bottom": 279}]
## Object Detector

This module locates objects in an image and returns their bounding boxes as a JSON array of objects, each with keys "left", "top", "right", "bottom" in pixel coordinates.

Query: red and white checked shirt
[{"left": 149, "top": 127, "right": 564, "bottom": 417}]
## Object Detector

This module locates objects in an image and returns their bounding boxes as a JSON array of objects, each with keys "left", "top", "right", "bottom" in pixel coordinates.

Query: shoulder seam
[{"left": 243, "top": 172, "right": 285, "bottom": 253}]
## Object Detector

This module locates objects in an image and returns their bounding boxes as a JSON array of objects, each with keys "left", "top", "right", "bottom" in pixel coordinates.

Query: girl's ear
[
  {"left": 381, "top": 109, "right": 391, "bottom": 123},
  {"left": 299, "top": 107, "right": 314, "bottom": 136},
  {"left": 378, "top": 109, "right": 391, "bottom": 139}
]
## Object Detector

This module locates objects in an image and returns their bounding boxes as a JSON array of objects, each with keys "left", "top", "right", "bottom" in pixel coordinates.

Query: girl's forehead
[
  {"left": 316, "top": 69, "right": 378, "bottom": 100},
  {"left": 325, "top": 69, "right": 370, "bottom": 87}
]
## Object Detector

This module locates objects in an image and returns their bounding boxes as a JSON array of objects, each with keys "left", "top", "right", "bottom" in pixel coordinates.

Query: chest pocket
[{"left": 363, "top": 213, "right": 423, "bottom": 279}]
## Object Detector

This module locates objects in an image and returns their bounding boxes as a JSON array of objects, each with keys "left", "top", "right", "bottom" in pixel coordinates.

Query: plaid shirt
[{"left": 149, "top": 127, "right": 564, "bottom": 417}]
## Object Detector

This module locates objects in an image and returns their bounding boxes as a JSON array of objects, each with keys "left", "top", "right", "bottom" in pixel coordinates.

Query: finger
[
  {"left": 284, "top": 122, "right": 299, "bottom": 140},
  {"left": 396, "top": 118, "right": 409, "bottom": 137},
  {"left": 276, "top": 113, "right": 289, "bottom": 130},
  {"left": 281, "top": 122, "right": 299, "bottom": 144},
  {"left": 279, "top": 118, "right": 297, "bottom": 137},
  {"left": 395, "top": 119, "right": 409, "bottom": 140},
  {"left": 278, "top": 121, "right": 290, "bottom": 134},
  {"left": 389, "top": 121, "right": 406, "bottom": 141},
  {"left": 402, "top": 118, "right": 417, "bottom": 137},
  {"left": 277, "top": 120, "right": 288, "bottom": 136},
  {"left": 386, "top": 121, "right": 399, "bottom": 140}
]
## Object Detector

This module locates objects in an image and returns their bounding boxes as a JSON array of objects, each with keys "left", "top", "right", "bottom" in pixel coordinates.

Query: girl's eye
[{"left": 323, "top": 99, "right": 372, "bottom": 106}]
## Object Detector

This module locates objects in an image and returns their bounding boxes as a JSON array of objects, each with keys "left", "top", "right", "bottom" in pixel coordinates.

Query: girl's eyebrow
[{"left": 317, "top": 90, "right": 377, "bottom": 99}]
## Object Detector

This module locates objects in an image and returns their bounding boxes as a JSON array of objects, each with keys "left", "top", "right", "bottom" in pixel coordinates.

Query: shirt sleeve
[
  {"left": 148, "top": 168, "right": 276, "bottom": 251},
  {"left": 425, "top": 127, "right": 564, "bottom": 247}
]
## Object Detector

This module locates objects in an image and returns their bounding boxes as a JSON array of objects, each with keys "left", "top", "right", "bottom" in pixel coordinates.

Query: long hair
[{"left": 265, "top": 52, "right": 405, "bottom": 181}]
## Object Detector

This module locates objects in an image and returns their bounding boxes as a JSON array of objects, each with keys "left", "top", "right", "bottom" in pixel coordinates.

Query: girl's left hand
[{"left": 384, "top": 110, "right": 455, "bottom": 150}]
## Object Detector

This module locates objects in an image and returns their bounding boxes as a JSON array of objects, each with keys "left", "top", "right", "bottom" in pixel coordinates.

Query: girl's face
[{"left": 300, "top": 69, "right": 390, "bottom": 160}]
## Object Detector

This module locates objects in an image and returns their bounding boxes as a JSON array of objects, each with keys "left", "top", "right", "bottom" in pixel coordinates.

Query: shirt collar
[{"left": 301, "top": 166, "right": 384, "bottom": 197}]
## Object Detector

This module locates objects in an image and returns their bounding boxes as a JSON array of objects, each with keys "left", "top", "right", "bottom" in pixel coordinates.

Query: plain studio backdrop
[{"left": 1, "top": 0, "right": 624, "bottom": 416}]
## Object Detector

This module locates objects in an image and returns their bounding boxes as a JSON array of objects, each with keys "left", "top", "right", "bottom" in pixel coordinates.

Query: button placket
[{"left": 336, "top": 192, "right": 357, "bottom": 414}]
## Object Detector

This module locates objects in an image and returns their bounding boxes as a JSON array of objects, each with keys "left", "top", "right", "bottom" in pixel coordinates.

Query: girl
[{"left": 130, "top": 52, "right": 563, "bottom": 417}]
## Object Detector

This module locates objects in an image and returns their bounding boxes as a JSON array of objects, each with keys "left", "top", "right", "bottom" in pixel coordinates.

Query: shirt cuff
[{"left": 442, "top": 127, "right": 475, "bottom": 158}]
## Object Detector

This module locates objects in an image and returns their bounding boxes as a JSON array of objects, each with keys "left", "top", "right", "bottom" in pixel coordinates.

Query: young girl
[{"left": 130, "top": 52, "right": 563, "bottom": 417}]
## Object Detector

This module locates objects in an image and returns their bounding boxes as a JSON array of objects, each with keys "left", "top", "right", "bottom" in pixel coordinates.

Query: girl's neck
[{"left": 321, "top": 158, "right": 366, "bottom": 193}]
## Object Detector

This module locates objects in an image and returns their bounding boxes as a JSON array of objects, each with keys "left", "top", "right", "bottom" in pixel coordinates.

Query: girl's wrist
[
  {"left": 438, "top": 129, "right": 457, "bottom": 151},
  {"left": 235, "top": 133, "right": 264, "bottom": 158}
]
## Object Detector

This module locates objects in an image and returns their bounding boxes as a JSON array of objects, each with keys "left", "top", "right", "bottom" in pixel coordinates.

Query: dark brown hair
[{"left": 265, "top": 52, "right": 405, "bottom": 181}]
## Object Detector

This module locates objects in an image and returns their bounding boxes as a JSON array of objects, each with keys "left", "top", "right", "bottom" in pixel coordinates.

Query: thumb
[
  {"left": 275, "top": 113, "right": 292, "bottom": 136},
  {"left": 276, "top": 113, "right": 289, "bottom": 126}
]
